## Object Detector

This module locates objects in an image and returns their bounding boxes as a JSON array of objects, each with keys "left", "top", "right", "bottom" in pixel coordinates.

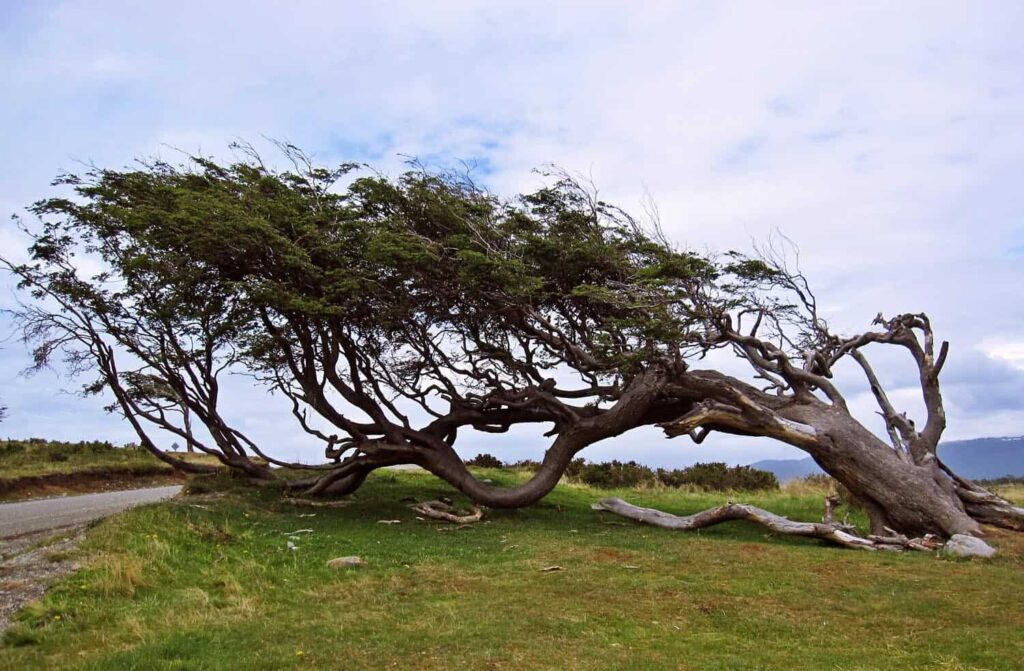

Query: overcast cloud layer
[{"left": 1, "top": 1, "right": 1023, "bottom": 466}]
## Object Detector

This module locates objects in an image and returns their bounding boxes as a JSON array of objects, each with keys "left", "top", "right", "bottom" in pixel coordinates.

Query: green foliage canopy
[{"left": 1, "top": 145, "right": 826, "bottom": 499}]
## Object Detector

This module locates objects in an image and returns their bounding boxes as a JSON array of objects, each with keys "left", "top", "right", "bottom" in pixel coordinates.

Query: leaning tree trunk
[
  {"left": 797, "top": 411, "right": 981, "bottom": 538},
  {"left": 939, "top": 464, "right": 1024, "bottom": 531},
  {"left": 791, "top": 408, "right": 1024, "bottom": 536},
  {"left": 657, "top": 369, "right": 1021, "bottom": 541}
]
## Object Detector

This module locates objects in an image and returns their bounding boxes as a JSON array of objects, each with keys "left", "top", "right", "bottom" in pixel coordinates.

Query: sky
[{"left": 1, "top": 1, "right": 1023, "bottom": 467}]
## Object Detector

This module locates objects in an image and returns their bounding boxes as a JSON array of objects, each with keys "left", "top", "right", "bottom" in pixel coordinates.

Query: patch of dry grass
[
  {"left": 87, "top": 554, "right": 150, "bottom": 598},
  {"left": 991, "top": 483, "right": 1024, "bottom": 504}
]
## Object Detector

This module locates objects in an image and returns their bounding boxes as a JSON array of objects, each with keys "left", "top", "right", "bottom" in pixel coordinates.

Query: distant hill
[
  {"left": 751, "top": 436, "right": 1024, "bottom": 482},
  {"left": 936, "top": 436, "right": 1024, "bottom": 479},
  {"left": 746, "top": 458, "right": 824, "bottom": 481}
]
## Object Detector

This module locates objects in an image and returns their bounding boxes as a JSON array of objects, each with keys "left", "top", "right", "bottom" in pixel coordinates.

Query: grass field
[
  {"left": 0, "top": 439, "right": 218, "bottom": 500},
  {"left": 2, "top": 469, "right": 1023, "bottom": 670},
  {"left": 0, "top": 439, "right": 169, "bottom": 479}
]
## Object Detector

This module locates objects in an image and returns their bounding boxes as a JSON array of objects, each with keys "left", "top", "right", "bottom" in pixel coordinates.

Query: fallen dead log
[
  {"left": 410, "top": 500, "right": 483, "bottom": 524},
  {"left": 591, "top": 497, "right": 944, "bottom": 552}
]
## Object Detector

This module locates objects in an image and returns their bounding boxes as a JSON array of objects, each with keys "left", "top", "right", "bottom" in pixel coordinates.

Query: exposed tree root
[
  {"left": 956, "top": 487, "right": 1024, "bottom": 531},
  {"left": 411, "top": 500, "right": 483, "bottom": 524},
  {"left": 591, "top": 497, "right": 945, "bottom": 552},
  {"left": 938, "top": 465, "right": 1024, "bottom": 531}
]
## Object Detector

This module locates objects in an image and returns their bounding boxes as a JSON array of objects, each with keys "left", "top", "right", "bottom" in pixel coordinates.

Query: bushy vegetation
[
  {"left": 573, "top": 460, "right": 778, "bottom": 491},
  {"left": 465, "top": 453, "right": 504, "bottom": 468},
  {"left": 0, "top": 439, "right": 158, "bottom": 479},
  {"left": 979, "top": 476, "right": 1024, "bottom": 487},
  {"left": 568, "top": 460, "right": 658, "bottom": 488},
  {"left": 656, "top": 462, "right": 779, "bottom": 491},
  {"left": 468, "top": 455, "right": 778, "bottom": 492},
  {"left": 508, "top": 459, "right": 542, "bottom": 472}
]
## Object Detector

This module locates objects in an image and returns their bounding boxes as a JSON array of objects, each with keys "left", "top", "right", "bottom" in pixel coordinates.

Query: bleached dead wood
[
  {"left": 410, "top": 500, "right": 483, "bottom": 524},
  {"left": 591, "top": 497, "right": 943, "bottom": 552}
]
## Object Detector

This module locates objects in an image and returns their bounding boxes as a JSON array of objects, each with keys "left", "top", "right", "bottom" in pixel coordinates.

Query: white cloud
[{"left": 979, "top": 339, "right": 1024, "bottom": 372}]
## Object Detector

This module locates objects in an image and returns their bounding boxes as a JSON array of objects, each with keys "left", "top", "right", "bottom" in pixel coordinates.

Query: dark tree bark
[
  {"left": 656, "top": 371, "right": 977, "bottom": 537},
  {"left": 645, "top": 307, "right": 1024, "bottom": 540}
]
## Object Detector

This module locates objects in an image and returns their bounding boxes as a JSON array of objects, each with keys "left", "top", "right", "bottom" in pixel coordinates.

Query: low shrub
[
  {"left": 657, "top": 462, "right": 779, "bottom": 491},
  {"left": 573, "top": 460, "right": 659, "bottom": 488},
  {"left": 570, "top": 460, "right": 779, "bottom": 491},
  {"left": 454, "top": 452, "right": 780, "bottom": 491},
  {"left": 978, "top": 476, "right": 1024, "bottom": 487},
  {"left": 466, "top": 453, "right": 504, "bottom": 468},
  {"left": 0, "top": 438, "right": 128, "bottom": 468}
]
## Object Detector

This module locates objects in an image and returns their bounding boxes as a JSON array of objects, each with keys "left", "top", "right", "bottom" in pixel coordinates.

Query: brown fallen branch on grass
[
  {"left": 591, "top": 497, "right": 944, "bottom": 552},
  {"left": 411, "top": 500, "right": 483, "bottom": 524},
  {"left": 281, "top": 497, "right": 352, "bottom": 508}
]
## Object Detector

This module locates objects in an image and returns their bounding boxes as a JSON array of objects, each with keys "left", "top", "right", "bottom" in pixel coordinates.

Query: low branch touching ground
[
  {"left": 411, "top": 500, "right": 483, "bottom": 524},
  {"left": 591, "top": 498, "right": 943, "bottom": 552}
]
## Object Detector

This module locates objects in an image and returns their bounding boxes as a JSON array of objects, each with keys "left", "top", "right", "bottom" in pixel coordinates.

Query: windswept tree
[{"left": 4, "top": 145, "right": 1021, "bottom": 552}]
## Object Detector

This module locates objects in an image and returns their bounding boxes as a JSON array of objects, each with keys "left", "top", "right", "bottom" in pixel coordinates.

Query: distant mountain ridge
[{"left": 751, "top": 436, "right": 1024, "bottom": 481}]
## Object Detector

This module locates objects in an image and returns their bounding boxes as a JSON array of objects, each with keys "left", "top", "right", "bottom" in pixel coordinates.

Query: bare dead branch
[
  {"left": 592, "top": 498, "right": 943, "bottom": 552},
  {"left": 411, "top": 500, "right": 483, "bottom": 524}
]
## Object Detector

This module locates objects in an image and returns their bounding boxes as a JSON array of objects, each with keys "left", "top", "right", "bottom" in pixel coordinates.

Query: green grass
[
  {"left": 0, "top": 439, "right": 220, "bottom": 500},
  {"left": 2, "top": 469, "right": 1022, "bottom": 670},
  {"left": 0, "top": 439, "right": 169, "bottom": 480}
]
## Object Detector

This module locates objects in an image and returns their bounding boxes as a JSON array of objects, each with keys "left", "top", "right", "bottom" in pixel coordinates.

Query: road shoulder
[{"left": 0, "top": 526, "right": 87, "bottom": 632}]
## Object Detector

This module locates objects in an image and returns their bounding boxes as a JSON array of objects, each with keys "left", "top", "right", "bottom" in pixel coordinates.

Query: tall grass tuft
[{"left": 88, "top": 553, "right": 150, "bottom": 597}]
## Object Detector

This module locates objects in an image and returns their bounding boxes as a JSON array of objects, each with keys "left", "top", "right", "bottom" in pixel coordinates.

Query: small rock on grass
[
  {"left": 327, "top": 556, "right": 365, "bottom": 569},
  {"left": 941, "top": 534, "right": 997, "bottom": 559}
]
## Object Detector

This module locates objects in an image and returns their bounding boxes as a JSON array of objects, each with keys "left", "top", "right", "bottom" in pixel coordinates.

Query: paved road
[{"left": 0, "top": 486, "right": 182, "bottom": 538}]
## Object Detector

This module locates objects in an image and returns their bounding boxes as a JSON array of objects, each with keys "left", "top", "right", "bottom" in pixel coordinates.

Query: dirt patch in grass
[
  {"left": 733, "top": 542, "right": 785, "bottom": 559},
  {"left": 0, "top": 526, "right": 86, "bottom": 632}
]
